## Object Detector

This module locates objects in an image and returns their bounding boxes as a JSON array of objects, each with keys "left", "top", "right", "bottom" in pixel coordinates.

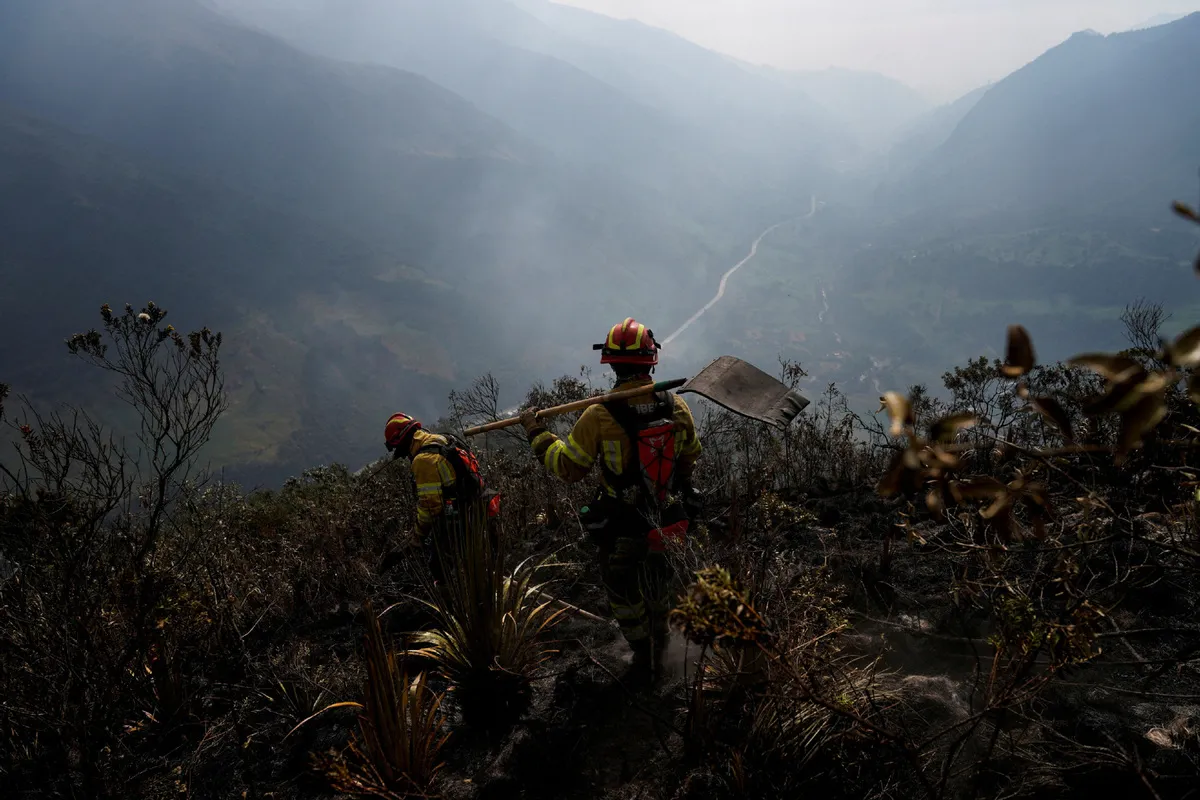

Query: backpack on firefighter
[
  {"left": 418, "top": 431, "right": 502, "bottom": 520},
  {"left": 597, "top": 391, "right": 690, "bottom": 552}
]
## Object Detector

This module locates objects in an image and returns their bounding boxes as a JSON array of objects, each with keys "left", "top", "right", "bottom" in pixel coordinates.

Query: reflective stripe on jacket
[
  {"left": 527, "top": 376, "right": 702, "bottom": 498},
  {"left": 409, "top": 429, "right": 455, "bottom": 536}
]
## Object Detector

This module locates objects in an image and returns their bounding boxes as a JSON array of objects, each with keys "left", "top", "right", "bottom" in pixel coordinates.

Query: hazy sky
[{"left": 557, "top": 0, "right": 1200, "bottom": 101}]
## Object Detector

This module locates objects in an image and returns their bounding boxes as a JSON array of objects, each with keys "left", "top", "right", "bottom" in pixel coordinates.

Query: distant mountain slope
[
  {"left": 0, "top": 0, "right": 540, "bottom": 262},
  {"left": 0, "top": 103, "right": 459, "bottom": 485},
  {"left": 753, "top": 66, "right": 933, "bottom": 153},
  {"left": 883, "top": 85, "right": 992, "bottom": 176},
  {"left": 0, "top": 0, "right": 737, "bottom": 335},
  {"left": 1127, "top": 12, "right": 1193, "bottom": 31},
  {"left": 0, "top": 0, "right": 740, "bottom": 483},
  {"left": 884, "top": 13, "right": 1200, "bottom": 222},
  {"left": 214, "top": 0, "right": 851, "bottom": 170},
  {"left": 507, "top": 0, "right": 850, "bottom": 166},
  {"left": 805, "top": 17, "right": 1200, "bottom": 403},
  {"left": 208, "top": 0, "right": 689, "bottom": 168},
  {"left": 211, "top": 0, "right": 836, "bottom": 224}
]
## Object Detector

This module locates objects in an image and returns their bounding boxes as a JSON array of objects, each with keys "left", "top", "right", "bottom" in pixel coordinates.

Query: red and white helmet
[{"left": 594, "top": 317, "right": 660, "bottom": 366}]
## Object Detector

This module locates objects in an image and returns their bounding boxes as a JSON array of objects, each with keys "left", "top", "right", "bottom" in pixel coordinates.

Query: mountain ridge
[
  {"left": 0, "top": 99, "right": 464, "bottom": 483},
  {"left": 0, "top": 0, "right": 747, "bottom": 486},
  {"left": 879, "top": 12, "right": 1200, "bottom": 223}
]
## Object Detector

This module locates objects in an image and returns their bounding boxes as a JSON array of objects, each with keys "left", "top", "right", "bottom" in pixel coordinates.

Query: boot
[
  {"left": 626, "top": 639, "right": 655, "bottom": 688},
  {"left": 652, "top": 631, "right": 669, "bottom": 677}
]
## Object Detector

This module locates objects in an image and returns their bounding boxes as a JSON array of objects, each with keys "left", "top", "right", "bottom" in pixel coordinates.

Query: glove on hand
[{"left": 520, "top": 407, "right": 542, "bottom": 435}]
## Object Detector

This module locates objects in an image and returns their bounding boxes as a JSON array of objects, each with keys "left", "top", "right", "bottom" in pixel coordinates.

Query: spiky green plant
[
  {"left": 311, "top": 602, "right": 450, "bottom": 798},
  {"left": 407, "top": 498, "right": 566, "bottom": 725}
]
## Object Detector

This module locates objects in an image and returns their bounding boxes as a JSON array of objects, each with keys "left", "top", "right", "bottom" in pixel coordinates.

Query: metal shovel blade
[{"left": 677, "top": 355, "right": 810, "bottom": 429}]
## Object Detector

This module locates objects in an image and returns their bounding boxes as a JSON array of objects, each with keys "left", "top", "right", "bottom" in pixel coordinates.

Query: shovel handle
[{"left": 464, "top": 378, "right": 686, "bottom": 437}]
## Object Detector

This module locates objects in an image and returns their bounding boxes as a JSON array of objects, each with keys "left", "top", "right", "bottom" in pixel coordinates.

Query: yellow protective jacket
[
  {"left": 407, "top": 429, "right": 457, "bottom": 537},
  {"left": 527, "top": 376, "right": 702, "bottom": 499}
]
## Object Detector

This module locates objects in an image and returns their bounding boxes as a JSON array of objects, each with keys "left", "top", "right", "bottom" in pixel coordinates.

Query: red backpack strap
[
  {"left": 419, "top": 435, "right": 485, "bottom": 502},
  {"left": 602, "top": 393, "right": 680, "bottom": 505}
]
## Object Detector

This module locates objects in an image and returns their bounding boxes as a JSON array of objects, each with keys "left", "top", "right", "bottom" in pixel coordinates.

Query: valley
[{"left": 1, "top": 1, "right": 1199, "bottom": 482}]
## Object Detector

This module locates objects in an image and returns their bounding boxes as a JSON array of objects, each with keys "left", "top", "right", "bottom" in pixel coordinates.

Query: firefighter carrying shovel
[{"left": 519, "top": 318, "right": 702, "bottom": 685}]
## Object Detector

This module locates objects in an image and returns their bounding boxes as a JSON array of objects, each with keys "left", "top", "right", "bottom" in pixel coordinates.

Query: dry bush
[
  {"left": 856, "top": 312, "right": 1200, "bottom": 798},
  {"left": 661, "top": 198, "right": 1200, "bottom": 800},
  {"left": 691, "top": 360, "right": 891, "bottom": 538},
  {"left": 314, "top": 601, "right": 450, "bottom": 799},
  {"left": 0, "top": 303, "right": 424, "bottom": 797},
  {"left": 440, "top": 371, "right": 603, "bottom": 544},
  {"left": 0, "top": 193, "right": 1196, "bottom": 799},
  {"left": 0, "top": 302, "right": 227, "bottom": 796},
  {"left": 406, "top": 498, "right": 567, "bottom": 727},
  {"left": 671, "top": 562, "right": 904, "bottom": 799}
]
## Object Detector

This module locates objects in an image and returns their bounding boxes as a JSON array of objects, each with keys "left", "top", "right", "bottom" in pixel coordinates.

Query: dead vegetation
[
  {"left": 1, "top": 200, "right": 1200, "bottom": 799},
  {"left": 313, "top": 602, "right": 450, "bottom": 800},
  {"left": 405, "top": 499, "right": 568, "bottom": 728}
]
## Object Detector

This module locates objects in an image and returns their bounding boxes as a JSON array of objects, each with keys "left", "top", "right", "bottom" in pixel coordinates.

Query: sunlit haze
[{"left": 557, "top": 0, "right": 1200, "bottom": 100}]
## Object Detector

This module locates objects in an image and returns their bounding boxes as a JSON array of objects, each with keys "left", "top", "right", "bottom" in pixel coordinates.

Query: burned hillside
[{"left": 4, "top": 205, "right": 1200, "bottom": 799}]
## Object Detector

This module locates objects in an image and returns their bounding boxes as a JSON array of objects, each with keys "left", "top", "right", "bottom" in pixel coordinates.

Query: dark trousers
[{"left": 595, "top": 507, "right": 672, "bottom": 647}]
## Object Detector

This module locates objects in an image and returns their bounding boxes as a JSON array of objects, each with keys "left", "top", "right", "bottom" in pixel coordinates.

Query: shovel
[
  {"left": 676, "top": 355, "right": 811, "bottom": 429},
  {"left": 463, "top": 355, "right": 809, "bottom": 437}
]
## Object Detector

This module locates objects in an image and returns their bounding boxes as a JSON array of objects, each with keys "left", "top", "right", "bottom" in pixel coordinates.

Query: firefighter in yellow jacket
[
  {"left": 520, "top": 318, "right": 702, "bottom": 682},
  {"left": 379, "top": 412, "right": 499, "bottom": 581}
]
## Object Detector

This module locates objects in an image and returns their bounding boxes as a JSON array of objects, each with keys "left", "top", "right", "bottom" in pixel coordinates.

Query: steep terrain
[
  {"left": 0, "top": 0, "right": 737, "bottom": 308},
  {"left": 817, "top": 15, "right": 1200, "bottom": 386},
  {"left": 754, "top": 65, "right": 933, "bottom": 154},
  {"left": 0, "top": 0, "right": 535, "bottom": 250},
  {"left": 10, "top": 0, "right": 1200, "bottom": 489},
  {"left": 882, "top": 85, "right": 992, "bottom": 179},
  {"left": 208, "top": 0, "right": 714, "bottom": 190},
  {"left": 508, "top": 0, "right": 848, "bottom": 165},
  {"left": 6, "top": 7, "right": 1200, "bottom": 796},
  {"left": 883, "top": 13, "right": 1200, "bottom": 223},
  {"left": 0, "top": 0, "right": 741, "bottom": 482},
  {"left": 669, "top": 15, "right": 1200, "bottom": 413},
  {"left": 7, "top": 297, "right": 1200, "bottom": 798},
  {"left": 211, "top": 0, "right": 849, "bottom": 216},
  {"left": 0, "top": 103, "right": 466, "bottom": 485}
]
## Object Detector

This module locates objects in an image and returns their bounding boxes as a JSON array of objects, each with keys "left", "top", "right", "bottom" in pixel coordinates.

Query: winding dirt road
[{"left": 661, "top": 194, "right": 817, "bottom": 346}]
